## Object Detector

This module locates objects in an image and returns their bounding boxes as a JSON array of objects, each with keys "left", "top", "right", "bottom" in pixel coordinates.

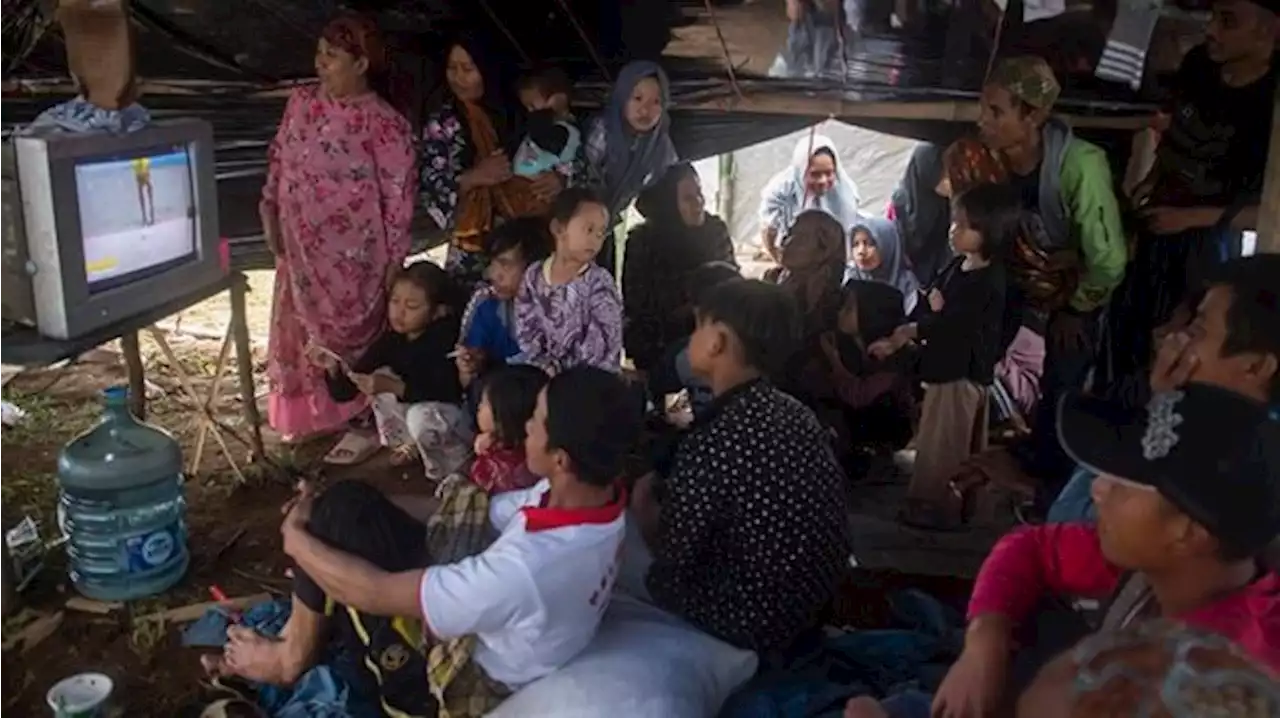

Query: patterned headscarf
[
  {"left": 321, "top": 14, "right": 388, "bottom": 75},
  {"left": 987, "top": 56, "right": 1061, "bottom": 110}
]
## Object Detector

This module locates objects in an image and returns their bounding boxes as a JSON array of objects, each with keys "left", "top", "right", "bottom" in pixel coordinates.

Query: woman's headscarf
[
  {"left": 845, "top": 217, "right": 921, "bottom": 314},
  {"left": 601, "top": 61, "right": 677, "bottom": 219},
  {"left": 632, "top": 162, "right": 736, "bottom": 279},
  {"left": 891, "top": 143, "right": 952, "bottom": 283},
  {"left": 760, "top": 134, "right": 862, "bottom": 241}
]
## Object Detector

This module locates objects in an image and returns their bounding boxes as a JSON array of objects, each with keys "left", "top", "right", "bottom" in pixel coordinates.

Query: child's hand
[
  {"left": 473, "top": 432, "right": 495, "bottom": 456},
  {"left": 348, "top": 372, "right": 376, "bottom": 395},
  {"left": 455, "top": 346, "right": 484, "bottom": 386},
  {"left": 928, "top": 288, "right": 945, "bottom": 312},
  {"left": 370, "top": 371, "right": 402, "bottom": 396},
  {"left": 306, "top": 343, "right": 340, "bottom": 373},
  {"left": 869, "top": 327, "right": 912, "bottom": 360}
]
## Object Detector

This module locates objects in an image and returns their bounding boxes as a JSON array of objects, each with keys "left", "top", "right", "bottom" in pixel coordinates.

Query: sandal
[{"left": 322, "top": 431, "right": 379, "bottom": 466}]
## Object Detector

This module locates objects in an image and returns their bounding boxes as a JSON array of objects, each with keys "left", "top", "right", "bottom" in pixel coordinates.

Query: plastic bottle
[{"left": 57, "top": 386, "right": 188, "bottom": 601}]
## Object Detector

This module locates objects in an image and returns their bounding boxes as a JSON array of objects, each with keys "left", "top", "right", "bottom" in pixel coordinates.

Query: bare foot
[{"left": 221, "top": 625, "right": 287, "bottom": 684}]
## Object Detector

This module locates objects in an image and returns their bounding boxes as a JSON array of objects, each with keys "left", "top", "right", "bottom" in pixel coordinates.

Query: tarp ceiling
[{"left": 1, "top": 0, "right": 1161, "bottom": 264}]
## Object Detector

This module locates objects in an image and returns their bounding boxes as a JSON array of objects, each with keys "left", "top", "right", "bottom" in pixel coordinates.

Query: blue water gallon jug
[{"left": 57, "top": 386, "right": 189, "bottom": 601}]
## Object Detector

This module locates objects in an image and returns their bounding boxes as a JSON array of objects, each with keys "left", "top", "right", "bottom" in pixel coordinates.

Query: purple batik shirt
[{"left": 514, "top": 260, "right": 624, "bottom": 374}]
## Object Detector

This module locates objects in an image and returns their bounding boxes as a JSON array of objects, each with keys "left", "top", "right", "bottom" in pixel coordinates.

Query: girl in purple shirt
[{"left": 514, "top": 188, "right": 623, "bottom": 374}]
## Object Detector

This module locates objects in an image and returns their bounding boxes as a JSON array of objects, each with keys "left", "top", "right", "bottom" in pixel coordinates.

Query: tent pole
[{"left": 1256, "top": 84, "right": 1280, "bottom": 253}]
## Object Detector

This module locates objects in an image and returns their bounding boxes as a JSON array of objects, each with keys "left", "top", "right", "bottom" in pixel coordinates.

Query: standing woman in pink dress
[{"left": 261, "top": 15, "right": 416, "bottom": 444}]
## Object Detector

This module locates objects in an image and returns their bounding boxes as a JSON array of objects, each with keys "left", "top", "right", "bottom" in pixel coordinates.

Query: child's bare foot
[{"left": 220, "top": 626, "right": 287, "bottom": 684}]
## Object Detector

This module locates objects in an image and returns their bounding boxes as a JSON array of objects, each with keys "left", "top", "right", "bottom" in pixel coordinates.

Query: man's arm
[
  {"left": 285, "top": 526, "right": 425, "bottom": 619},
  {"left": 1061, "top": 141, "right": 1127, "bottom": 313}
]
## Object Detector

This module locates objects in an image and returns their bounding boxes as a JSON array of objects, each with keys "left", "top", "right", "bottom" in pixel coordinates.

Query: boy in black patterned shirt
[{"left": 635, "top": 278, "right": 852, "bottom": 654}]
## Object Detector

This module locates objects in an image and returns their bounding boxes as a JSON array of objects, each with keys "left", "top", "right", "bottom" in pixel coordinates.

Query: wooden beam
[
  {"left": 677, "top": 91, "right": 1153, "bottom": 131},
  {"left": 1256, "top": 84, "right": 1280, "bottom": 253}
]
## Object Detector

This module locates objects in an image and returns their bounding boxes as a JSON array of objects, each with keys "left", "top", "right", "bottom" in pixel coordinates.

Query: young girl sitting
[
  {"left": 513, "top": 187, "right": 624, "bottom": 374},
  {"left": 800, "top": 279, "right": 915, "bottom": 477},
  {"left": 318, "top": 261, "right": 470, "bottom": 477},
  {"left": 869, "top": 184, "right": 1017, "bottom": 529},
  {"left": 470, "top": 365, "right": 548, "bottom": 494}
]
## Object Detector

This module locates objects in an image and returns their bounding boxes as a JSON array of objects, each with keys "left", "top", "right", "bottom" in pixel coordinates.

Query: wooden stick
[
  {"left": 121, "top": 331, "right": 146, "bottom": 420},
  {"left": 191, "top": 325, "right": 233, "bottom": 474},
  {"left": 229, "top": 273, "right": 266, "bottom": 461},
  {"left": 134, "top": 592, "right": 271, "bottom": 624}
]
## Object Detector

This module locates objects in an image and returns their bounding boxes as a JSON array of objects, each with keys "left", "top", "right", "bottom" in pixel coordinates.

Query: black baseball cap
[{"left": 1058, "top": 383, "right": 1280, "bottom": 555}]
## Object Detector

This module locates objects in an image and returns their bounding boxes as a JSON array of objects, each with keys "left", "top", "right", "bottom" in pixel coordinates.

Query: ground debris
[
  {"left": 134, "top": 592, "right": 271, "bottom": 624},
  {"left": 1, "top": 610, "right": 64, "bottom": 653}
]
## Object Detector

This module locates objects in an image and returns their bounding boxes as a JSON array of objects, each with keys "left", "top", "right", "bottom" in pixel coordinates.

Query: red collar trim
[{"left": 521, "top": 482, "right": 628, "bottom": 533}]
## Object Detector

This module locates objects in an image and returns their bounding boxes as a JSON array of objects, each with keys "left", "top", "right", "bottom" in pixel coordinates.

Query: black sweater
[
  {"left": 326, "top": 316, "right": 463, "bottom": 405},
  {"left": 918, "top": 258, "right": 1006, "bottom": 385}
]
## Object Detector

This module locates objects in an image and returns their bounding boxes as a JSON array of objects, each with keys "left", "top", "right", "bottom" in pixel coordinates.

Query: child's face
[
  {"left": 388, "top": 280, "right": 433, "bottom": 335},
  {"left": 524, "top": 388, "right": 556, "bottom": 478},
  {"left": 624, "top": 76, "right": 663, "bottom": 133},
  {"left": 519, "top": 86, "right": 551, "bottom": 112},
  {"left": 686, "top": 312, "right": 727, "bottom": 379},
  {"left": 477, "top": 389, "right": 497, "bottom": 436},
  {"left": 485, "top": 247, "right": 527, "bottom": 299},
  {"left": 552, "top": 202, "right": 609, "bottom": 264},
  {"left": 850, "top": 230, "right": 882, "bottom": 272},
  {"left": 949, "top": 206, "right": 984, "bottom": 255}
]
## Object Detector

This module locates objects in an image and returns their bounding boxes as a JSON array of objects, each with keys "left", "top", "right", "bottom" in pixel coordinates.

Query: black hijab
[
  {"left": 891, "top": 143, "right": 951, "bottom": 284},
  {"left": 633, "top": 163, "right": 735, "bottom": 272}
]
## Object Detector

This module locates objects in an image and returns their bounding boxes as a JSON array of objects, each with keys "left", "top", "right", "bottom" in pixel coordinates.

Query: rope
[
  {"left": 702, "top": 0, "right": 743, "bottom": 100},
  {"left": 552, "top": 0, "right": 612, "bottom": 82}
]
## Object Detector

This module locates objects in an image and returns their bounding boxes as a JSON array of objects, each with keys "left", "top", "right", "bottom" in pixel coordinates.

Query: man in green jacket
[{"left": 976, "top": 56, "right": 1128, "bottom": 492}]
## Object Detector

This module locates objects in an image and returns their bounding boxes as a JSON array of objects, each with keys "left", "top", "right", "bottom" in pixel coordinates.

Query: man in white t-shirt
[{"left": 282, "top": 366, "right": 640, "bottom": 711}]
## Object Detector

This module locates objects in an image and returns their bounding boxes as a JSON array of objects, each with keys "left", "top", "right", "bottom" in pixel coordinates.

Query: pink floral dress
[{"left": 262, "top": 85, "right": 416, "bottom": 440}]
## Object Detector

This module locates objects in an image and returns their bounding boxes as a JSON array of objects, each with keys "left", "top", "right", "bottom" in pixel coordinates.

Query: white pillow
[{"left": 490, "top": 519, "right": 758, "bottom": 718}]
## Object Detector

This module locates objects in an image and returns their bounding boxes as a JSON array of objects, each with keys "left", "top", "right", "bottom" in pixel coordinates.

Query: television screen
[{"left": 73, "top": 144, "right": 197, "bottom": 293}]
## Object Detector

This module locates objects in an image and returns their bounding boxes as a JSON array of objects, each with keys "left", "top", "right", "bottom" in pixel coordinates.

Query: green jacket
[{"left": 1058, "top": 136, "right": 1127, "bottom": 313}]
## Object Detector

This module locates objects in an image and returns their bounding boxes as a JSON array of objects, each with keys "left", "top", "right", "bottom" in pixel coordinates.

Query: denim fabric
[
  {"left": 720, "top": 591, "right": 963, "bottom": 718},
  {"left": 1045, "top": 466, "right": 1098, "bottom": 524},
  {"left": 185, "top": 598, "right": 379, "bottom": 718}
]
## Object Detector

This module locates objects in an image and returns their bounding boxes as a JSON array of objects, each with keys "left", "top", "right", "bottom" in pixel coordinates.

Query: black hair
[
  {"left": 480, "top": 364, "right": 549, "bottom": 449},
  {"left": 687, "top": 260, "right": 742, "bottom": 305},
  {"left": 484, "top": 216, "right": 553, "bottom": 265},
  {"left": 953, "top": 183, "right": 1022, "bottom": 261},
  {"left": 517, "top": 65, "right": 572, "bottom": 98},
  {"left": 550, "top": 186, "right": 608, "bottom": 226},
  {"left": 1205, "top": 254, "right": 1280, "bottom": 402},
  {"left": 543, "top": 366, "right": 642, "bottom": 487},
  {"left": 308, "top": 480, "right": 427, "bottom": 571},
  {"left": 392, "top": 260, "right": 465, "bottom": 316},
  {"left": 694, "top": 278, "right": 802, "bottom": 377}
]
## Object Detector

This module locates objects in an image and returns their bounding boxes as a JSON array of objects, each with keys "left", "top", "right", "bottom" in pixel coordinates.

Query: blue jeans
[{"left": 1045, "top": 466, "right": 1098, "bottom": 524}]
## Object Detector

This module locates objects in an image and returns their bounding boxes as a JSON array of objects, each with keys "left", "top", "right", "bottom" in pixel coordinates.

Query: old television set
[{"left": 2, "top": 118, "right": 223, "bottom": 340}]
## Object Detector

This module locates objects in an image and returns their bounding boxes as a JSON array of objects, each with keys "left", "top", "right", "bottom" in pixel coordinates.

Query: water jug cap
[{"left": 103, "top": 385, "right": 128, "bottom": 403}]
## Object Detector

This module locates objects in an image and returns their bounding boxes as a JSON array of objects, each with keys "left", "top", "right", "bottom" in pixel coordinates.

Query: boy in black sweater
[{"left": 870, "top": 184, "right": 1017, "bottom": 529}]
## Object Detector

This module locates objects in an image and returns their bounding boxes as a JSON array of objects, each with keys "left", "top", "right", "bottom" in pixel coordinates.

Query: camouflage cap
[{"left": 987, "top": 56, "right": 1061, "bottom": 110}]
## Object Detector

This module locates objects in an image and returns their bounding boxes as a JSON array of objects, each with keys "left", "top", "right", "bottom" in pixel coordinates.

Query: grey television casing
[{"left": 3, "top": 118, "right": 223, "bottom": 340}]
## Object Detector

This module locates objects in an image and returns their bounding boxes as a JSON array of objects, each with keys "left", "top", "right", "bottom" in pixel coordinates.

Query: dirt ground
[
  {"left": 1, "top": 252, "right": 976, "bottom": 715},
  {"left": 0, "top": 270, "right": 436, "bottom": 715}
]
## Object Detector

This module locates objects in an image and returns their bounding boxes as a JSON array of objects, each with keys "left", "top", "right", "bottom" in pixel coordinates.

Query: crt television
[{"left": 2, "top": 118, "right": 223, "bottom": 340}]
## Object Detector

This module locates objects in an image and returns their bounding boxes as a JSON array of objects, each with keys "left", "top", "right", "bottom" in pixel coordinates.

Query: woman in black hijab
[
  {"left": 890, "top": 143, "right": 952, "bottom": 284},
  {"left": 622, "top": 163, "right": 737, "bottom": 371}
]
